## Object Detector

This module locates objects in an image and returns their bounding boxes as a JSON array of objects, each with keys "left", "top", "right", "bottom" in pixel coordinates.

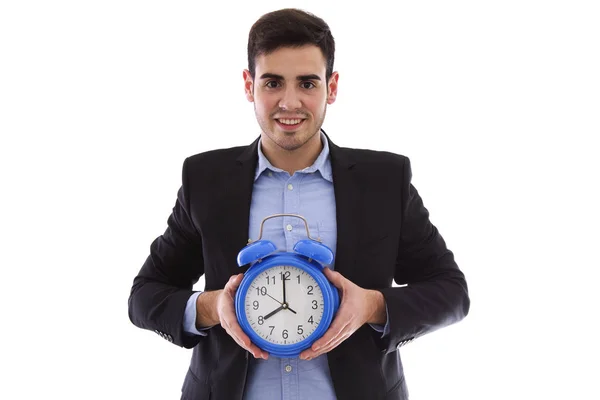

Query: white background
[{"left": 1, "top": 1, "right": 599, "bottom": 399}]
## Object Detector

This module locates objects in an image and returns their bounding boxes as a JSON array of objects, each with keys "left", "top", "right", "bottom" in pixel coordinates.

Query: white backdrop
[{"left": 1, "top": 1, "right": 599, "bottom": 399}]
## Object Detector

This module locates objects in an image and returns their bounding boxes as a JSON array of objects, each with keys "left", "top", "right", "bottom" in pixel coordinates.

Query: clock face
[{"left": 244, "top": 265, "right": 325, "bottom": 345}]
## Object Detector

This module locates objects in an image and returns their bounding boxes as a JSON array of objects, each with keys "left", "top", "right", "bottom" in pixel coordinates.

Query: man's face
[{"left": 243, "top": 45, "right": 338, "bottom": 152}]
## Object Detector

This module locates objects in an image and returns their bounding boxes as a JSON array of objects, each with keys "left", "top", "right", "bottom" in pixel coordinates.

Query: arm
[
  {"left": 378, "top": 157, "right": 470, "bottom": 354},
  {"left": 128, "top": 157, "right": 206, "bottom": 349},
  {"left": 300, "top": 156, "right": 469, "bottom": 361}
]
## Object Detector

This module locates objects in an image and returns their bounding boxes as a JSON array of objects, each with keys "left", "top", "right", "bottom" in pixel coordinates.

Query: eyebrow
[{"left": 259, "top": 73, "right": 321, "bottom": 81}]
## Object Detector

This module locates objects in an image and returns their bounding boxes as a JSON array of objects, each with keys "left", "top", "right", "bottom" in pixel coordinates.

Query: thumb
[
  {"left": 226, "top": 273, "right": 244, "bottom": 292},
  {"left": 323, "top": 267, "right": 344, "bottom": 289}
]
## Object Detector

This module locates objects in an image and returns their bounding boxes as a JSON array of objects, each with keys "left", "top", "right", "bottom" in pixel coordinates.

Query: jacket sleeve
[
  {"left": 128, "top": 157, "right": 205, "bottom": 349},
  {"left": 378, "top": 157, "right": 470, "bottom": 354}
]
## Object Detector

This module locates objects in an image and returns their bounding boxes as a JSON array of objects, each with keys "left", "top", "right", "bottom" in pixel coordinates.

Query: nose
[{"left": 278, "top": 85, "right": 302, "bottom": 111}]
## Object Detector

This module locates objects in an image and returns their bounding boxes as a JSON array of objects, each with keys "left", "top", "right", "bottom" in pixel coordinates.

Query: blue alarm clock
[{"left": 235, "top": 214, "right": 340, "bottom": 358}]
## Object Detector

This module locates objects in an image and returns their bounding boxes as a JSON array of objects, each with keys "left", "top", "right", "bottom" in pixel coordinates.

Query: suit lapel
[
  {"left": 219, "top": 133, "right": 362, "bottom": 280},
  {"left": 326, "top": 132, "right": 362, "bottom": 280},
  {"left": 218, "top": 137, "right": 259, "bottom": 278}
]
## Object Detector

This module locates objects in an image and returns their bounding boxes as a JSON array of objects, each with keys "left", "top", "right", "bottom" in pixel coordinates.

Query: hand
[
  {"left": 299, "top": 268, "right": 386, "bottom": 360},
  {"left": 216, "top": 274, "right": 268, "bottom": 360}
]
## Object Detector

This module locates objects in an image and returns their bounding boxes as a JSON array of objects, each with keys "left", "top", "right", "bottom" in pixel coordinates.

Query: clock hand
[
  {"left": 265, "top": 291, "right": 296, "bottom": 313},
  {"left": 280, "top": 274, "right": 297, "bottom": 313},
  {"left": 265, "top": 292, "right": 283, "bottom": 305},
  {"left": 263, "top": 305, "right": 284, "bottom": 320}
]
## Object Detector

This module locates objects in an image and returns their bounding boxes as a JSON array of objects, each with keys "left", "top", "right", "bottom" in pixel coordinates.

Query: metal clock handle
[{"left": 250, "top": 213, "right": 321, "bottom": 243}]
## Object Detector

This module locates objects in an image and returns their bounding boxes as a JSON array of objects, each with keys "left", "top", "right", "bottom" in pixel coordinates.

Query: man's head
[{"left": 243, "top": 9, "right": 338, "bottom": 152}]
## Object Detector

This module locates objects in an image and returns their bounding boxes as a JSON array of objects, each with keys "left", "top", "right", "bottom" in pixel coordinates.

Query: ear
[
  {"left": 326, "top": 71, "right": 339, "bottom": 105},
  {"left": 243, "top": 69, "right": 254, "bottom": 102}
]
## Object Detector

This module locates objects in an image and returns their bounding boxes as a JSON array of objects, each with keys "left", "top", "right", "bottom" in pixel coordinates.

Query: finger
[
  {"left": 221, "top": 277, "right": 267, "bottom": 360},
  {"left": 223, "top": 317, "right": 268, "bottom": 359},
  {"left": 225, "top": 274, "right": 244, "bottom": 293},
  {"left": 300, "top": 319, "right": 350, "bottom": 360},
  {"left": 323, "top": 268, "right": 345, "bottom": 289},
  {"left": 299, "top": 348, "right": 313, "bottom": 360},
  {"left": 312, "top": 314, "right": 350, "bottom": 351},
  {"left": 302, "top": 323, "right": 354, "bottom": 360},
  {"left": 312, "top": 331, "right": 352, "bottom": 357},
  {"left": 222, "top": 308, "right": 251, "bottom": 347}
]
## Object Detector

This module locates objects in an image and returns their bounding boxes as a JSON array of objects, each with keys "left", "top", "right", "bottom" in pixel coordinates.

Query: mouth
[{"left": 275, "top": 118, "right": 306, "bottom": 131}]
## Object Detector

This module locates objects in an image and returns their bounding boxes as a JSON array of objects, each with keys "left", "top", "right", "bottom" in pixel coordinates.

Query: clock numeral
[
  {"left": 297, "top": 325, "right": 303, "bottom": 335},
  {"left": 269, "top": 326, "right": 275, "bottom": 335},
  {"left": 280, "top": 271, "right": 291, "bottom": 280},
  {"left": 307, "top": 285, "right": 314, "bottom": 295},
  {"left": 256, "top": 286, "right": 267, "bottom": 296},
  {"left": 253, "top": 300, "right": 259, "bottom": 310},
  {"left": 266, "top": 276, "right": 275, "bottom": 285},
  {"left": 312, "top": 300, "right": 318, "bottom": 309},
  {"left": 308, "top": 316, "right": 314, "bottom": 324},
  {"left": 297, "top": 274, "right": 301, "bottom": 284},
  {"left": 258, "top": 316, "right": 264, "bottom": 325},
  {"left": 282, "top": 329, "right": 288, "bottom": 339}
]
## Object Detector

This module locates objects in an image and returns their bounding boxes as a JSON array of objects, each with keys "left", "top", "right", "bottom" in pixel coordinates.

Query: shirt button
[
  {"left": 287, "top": 184, "right": 294, "bottom": 191},
  {"left": 285, "top": 365, "right": 292, "bottom": 373},
  {"left": 268, "top": 172, "right": 273, "bottom": 177},
  {"left": 286, "top": 224, "right": 293, "bottom": 232}
]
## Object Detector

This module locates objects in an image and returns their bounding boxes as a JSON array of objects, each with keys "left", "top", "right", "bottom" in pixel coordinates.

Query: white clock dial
[{"left": 245, "top": 265, "right": 324, "bottom": 345}]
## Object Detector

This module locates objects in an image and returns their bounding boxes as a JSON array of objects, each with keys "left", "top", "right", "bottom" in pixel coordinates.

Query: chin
[
  {"left": 275, "top": 139, "right": 304, "bottom": 151},
  {"left": 262, "top": 123, "right": 319, "bottom": 151}
]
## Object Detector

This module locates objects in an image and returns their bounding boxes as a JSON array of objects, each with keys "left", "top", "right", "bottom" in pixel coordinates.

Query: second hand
[{"left": 264, "top": 291, "right": 297, "bottom": 314}]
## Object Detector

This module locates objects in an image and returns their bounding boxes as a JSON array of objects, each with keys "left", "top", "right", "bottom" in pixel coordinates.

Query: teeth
[{"left": 279, "top": 119, "right": 303, "bottom": 125}]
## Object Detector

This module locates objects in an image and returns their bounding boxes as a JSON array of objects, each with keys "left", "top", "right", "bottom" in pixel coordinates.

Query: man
[{"left": 128, "top": 8, "right": 469, "bottom": 400}]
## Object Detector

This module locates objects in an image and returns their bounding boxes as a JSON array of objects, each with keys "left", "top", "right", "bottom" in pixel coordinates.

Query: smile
[{"left": 275, "top": 118, "right": 305, "bottom": 130}]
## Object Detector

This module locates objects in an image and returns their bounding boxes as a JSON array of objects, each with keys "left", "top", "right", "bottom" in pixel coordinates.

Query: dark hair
[{"left": 247, "top": 8, "right": 335, "bottom": 81}]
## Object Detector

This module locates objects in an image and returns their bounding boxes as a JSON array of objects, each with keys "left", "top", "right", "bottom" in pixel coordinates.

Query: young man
[{"left": 129, "top": 8, "right": 469, "bottom": 400}]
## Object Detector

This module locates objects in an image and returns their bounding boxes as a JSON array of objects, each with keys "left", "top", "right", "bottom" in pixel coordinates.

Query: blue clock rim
[{"left": 235, "top": 253, "right": 338, "bottom": 358}]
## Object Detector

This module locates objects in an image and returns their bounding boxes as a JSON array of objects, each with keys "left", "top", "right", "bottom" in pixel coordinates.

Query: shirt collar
[{"left": 254, "top": 131, "right": 333, "bottom": 182}]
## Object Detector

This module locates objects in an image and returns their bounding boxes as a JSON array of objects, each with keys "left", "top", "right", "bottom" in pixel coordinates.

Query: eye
[
  {"left": 301, "top": 81, "right": 316, "bottom": 89},
  {"left": 265, "top": 80, "right": 280, "bottom": 89}
]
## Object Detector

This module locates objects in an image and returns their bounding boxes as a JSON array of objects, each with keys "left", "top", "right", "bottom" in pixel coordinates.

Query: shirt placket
[
  {"left": 281, "top": 357, "right": 299, "bottom": 400},
  {"left": 283, "top": 175, "right": 300, "bottom": 251},
  {"left": 282, "top": 175, "right": 300, "bottom": 400}
]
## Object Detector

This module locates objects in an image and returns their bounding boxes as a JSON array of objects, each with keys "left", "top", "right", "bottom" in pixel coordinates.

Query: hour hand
[{"left": 263, "top": 305, "right": 284, "bottom": 320}]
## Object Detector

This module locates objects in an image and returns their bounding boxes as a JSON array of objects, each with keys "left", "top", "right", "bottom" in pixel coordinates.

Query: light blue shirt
[{"left": 183, "top": 133, "right": 388, "bottom": 399}]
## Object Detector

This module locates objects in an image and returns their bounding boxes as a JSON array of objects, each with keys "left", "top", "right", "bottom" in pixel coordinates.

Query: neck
[{"left": 260, "top": 133, "right": 323, "bottom": 175}]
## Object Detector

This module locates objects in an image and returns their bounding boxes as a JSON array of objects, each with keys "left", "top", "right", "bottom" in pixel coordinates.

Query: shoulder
[
  {"left": 175, "top": 142, "right": 257, "bottom": 188},
  {"left": 346, "top": 147, "right": 407, "bottom": 163},
  {"left": 334, "top": 145, "right": 410, "bottom": 171},
  {"left": 185, "top": 145, "right": 250, "bottom": 166}
]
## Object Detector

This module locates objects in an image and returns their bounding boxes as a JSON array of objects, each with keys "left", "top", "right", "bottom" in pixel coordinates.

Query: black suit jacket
[{"left": 128, "top": 133, "right": 470, "bottom": 400}]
